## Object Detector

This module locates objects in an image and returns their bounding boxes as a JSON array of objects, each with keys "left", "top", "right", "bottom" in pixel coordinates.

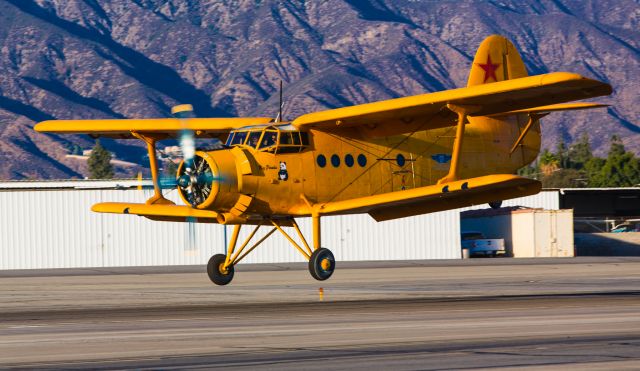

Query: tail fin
[{"left": 467, "top": 35, "right": 528, "bottom": 87}]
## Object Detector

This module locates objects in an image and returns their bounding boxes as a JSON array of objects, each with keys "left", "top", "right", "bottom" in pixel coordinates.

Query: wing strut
[
  {"left": 131, "top": 132, "right": 175, "bottom": 205},
  {"left": 437, "top": 104, "right": 479, "bottom": 184},
  {"left": 509, "top": 113, "right": 547, "bottom": 155}
]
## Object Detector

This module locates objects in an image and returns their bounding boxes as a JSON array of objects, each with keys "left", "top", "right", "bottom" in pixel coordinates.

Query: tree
[
  {"left": 555, "top": 139, "right": 569, "bottom": 169},
  {"left": 517, "top": 163, "right": 540, "bottom": 179},
  {"left": 538, "top": 149, "right": 559, "bottom": 176},
  {"left": 164, "top": 160, "right": 179, "bottom": 177},
  {"left": 88, "top": 140, "right": 114, "bottom": 179},
  {"left": 587, "top": 136, "right": 640, "bottom": 187},
  {"left": 567, "top": 133, "right": 593, "bottom": 170},
  {"left": 541, "top": 168, "right": 585, "bottom": 188},
  {"left": 71, "top": 144, "right": 83, "bottom": 155}
]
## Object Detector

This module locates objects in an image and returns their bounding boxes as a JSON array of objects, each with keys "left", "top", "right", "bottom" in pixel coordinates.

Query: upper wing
[
  {"left": 311, "top": 174, "right": 541, "bottom": 221},
  {"left": 292, "top": 72, "right": 611, "bottom": 137},
  {"left": 34, "top": 117, "right": 273, "bottom": 139}
]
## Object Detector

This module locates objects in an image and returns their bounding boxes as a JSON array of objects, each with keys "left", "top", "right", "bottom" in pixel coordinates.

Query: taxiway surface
[{"left": 1, "top": 258, "right": 639, "bottom": 370}]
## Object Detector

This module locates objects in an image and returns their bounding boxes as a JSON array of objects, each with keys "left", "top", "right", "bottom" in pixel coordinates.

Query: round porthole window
[
  {"left": 345, "top": 154, "right": 354, "bottom": 167},
  {"left": 357, "top": 154, "right": 367, "bottom": 167},
  {"left": 396, "top": 154, "right": 406, "bottom": 167},
  {"left": 331, "top": 154, "right": 340, "bottom": 167},
  {"left": 317, "top": 154, "right": 327, "bottom": 168}
]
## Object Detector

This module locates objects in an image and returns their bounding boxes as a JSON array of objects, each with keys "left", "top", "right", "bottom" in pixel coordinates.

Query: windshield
[
  {"left": 247, "top": 132, "right": 262, "bottom": 148},
  {"left": 226, "top": 126, "right": 309, "bottom": 153},
  {"left": 229, "top": 132, "right": 247, "bottom": 145},
  {"left": 260, "top": 131, "right": 278, "bottom": 149}
]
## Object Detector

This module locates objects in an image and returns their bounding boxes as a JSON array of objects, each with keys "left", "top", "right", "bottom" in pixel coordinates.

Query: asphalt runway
[{"left": 1, "top": 258, "right": 640, "bottom": 370}]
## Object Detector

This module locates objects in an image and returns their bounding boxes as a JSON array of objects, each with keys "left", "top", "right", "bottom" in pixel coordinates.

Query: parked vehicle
[{"left": 461, "top": 231, "right": 506, "bottom": 257}]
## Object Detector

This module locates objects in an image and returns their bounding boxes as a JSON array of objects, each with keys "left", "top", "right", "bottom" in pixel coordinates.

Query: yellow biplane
[{"left": 35, "top": 35, "right": 611, "bottom": 285}]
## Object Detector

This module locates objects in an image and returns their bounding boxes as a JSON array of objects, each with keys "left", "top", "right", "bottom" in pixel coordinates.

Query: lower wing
[{"left": 311, "top": 174, "right": 541, "bottom": 221}]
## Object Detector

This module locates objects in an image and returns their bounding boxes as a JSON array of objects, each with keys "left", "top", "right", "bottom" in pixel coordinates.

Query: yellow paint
[
  {"left": 320, "top": 258, "right": 332, "bottom": 271},
  {"left": 130, "top": 133, "right": 173, "bottom": 205},
  {"left": 218, "top": 262, "right": 229, "bottom": 275},
  {"left": 171, "top": 104, "right": 194, "bottom": 115},
  {"left": 270, "top": 220, "right": 311, "bottom": 260},
  {"left": 35, "top": 117, "right": 273, "bottom": 138},
  {"left": 489, "top": 102, "right": 609, "bottom": 117},
  {"left": 224, "top": 224, "right": 242, "bottom": 267},
  {"left": 318, "top": 288, "right": 324, "bottom": 301}
]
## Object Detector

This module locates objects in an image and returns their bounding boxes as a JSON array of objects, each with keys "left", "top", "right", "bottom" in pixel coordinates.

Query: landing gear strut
[{"left": 206, "top": 214, "right": 333, "bottom": 285}]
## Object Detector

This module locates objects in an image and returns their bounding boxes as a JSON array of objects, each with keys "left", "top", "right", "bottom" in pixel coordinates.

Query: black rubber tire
[
  {"left": 308, "top": 248, "right": 335, "bottom": 281},
  {"left": 488, "top": 200, "right": 503, "bottom": 209},
  {"left": 207, "top": 254, "right": 234, "bottom": 285}
]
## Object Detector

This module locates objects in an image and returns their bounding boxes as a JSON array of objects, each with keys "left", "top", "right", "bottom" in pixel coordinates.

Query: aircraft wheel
[
  {"left": 207, "top": 254, "right": 234, "bottom": 285},
  {"left": 308, "top": 248, "right": 335, "bottom": 281},
  {"left": 489, "top": 200, "right": 502, "bottom": 209}
]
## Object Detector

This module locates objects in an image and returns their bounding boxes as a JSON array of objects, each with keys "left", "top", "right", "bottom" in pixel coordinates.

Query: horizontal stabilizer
[
  {"left": 92, "top": 202, "right": 220, "bottom": 223},
  {"left": 311, "top": 174, "right": 541, "bottom": 221}
]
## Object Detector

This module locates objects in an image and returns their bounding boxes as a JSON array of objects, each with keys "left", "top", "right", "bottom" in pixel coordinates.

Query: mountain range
[{"left": 0, "top": 0, "right": 637, "bottom": 179}]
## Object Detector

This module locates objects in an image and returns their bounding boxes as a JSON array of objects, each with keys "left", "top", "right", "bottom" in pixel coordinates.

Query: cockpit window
[
  {"left": 247, "top": 131, "right": 262, "bottom": 148},
  {"left": 260, "top": 130, "right": 278, "bottom": 149},
  {"left": 226, "top": 125, "right": 310, "bottom": 153},
  {"left": 229, "top": 131, "right": 247, "bottom": 145},
  {"left": 279, "top": 132, "right": 294, "bottom": 145},
  {"left": 300, "top": 132, "right": 309, "bottom": 146}
]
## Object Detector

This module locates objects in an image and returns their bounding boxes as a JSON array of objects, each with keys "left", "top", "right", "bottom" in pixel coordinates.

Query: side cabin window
[{"left": 277, "top": 131, "right": 309, "bottom": 153}]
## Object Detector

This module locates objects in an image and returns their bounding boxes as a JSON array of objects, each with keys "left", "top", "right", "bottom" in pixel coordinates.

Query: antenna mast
[{"left": 276, "top": 80, "right": 283, "bottom": 123}]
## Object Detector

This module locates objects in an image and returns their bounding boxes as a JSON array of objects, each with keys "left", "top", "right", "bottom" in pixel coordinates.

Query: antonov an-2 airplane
[{"left": 36, "top": 35, "right": 612, "bottom": 285}]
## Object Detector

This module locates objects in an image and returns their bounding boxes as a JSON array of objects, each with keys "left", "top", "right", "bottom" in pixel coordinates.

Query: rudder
[{"left": 467, "top": 35, "right": 528, "bottom": 86}]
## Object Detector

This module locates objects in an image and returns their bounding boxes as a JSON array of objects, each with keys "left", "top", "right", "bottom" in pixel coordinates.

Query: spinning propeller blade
[{"left": 171, "top": 104, "right": 199, "bottom": 252}]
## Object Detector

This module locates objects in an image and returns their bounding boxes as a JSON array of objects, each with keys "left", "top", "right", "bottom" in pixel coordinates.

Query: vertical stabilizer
[{"left": 467, "top": 35, "right": 528, "bottom": 87}]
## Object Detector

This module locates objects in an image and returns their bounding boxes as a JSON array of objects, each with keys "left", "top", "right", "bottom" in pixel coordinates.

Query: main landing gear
[
  {"left": 308, "top": 248, "right": 335, "bottom": 281},
  {"left": 206, "top": 215, "right": 334, "bottom": 285}
]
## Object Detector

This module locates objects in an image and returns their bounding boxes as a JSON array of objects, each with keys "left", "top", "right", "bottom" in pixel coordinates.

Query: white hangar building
[{"left": 0, "top": 180, "right": 559, "bottom": 270}]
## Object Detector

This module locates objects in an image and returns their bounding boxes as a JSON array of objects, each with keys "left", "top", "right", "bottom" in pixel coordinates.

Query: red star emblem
[{"left": 476, "top": 54, "right": 501, "bottom": 83}]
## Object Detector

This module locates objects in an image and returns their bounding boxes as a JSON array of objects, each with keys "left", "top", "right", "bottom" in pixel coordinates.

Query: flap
[
  {"left": 292, "top": 72, "right": 611, "bottom": 137},
  {"left": 35, "top": 117, "right": 273, "bottom": 139},
  {"left": 311, "top": 174, "right": 541, "bottom": 221},
  {"left": 489, "top": 102, "right": 609, "bottom": 117}
]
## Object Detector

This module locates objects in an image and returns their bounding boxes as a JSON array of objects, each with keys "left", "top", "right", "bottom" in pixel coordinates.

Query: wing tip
[{"left": 34, "top": 121, "right": 54, "bottom": 132}]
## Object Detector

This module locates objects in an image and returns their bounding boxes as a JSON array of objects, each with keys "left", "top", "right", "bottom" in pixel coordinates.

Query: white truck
[{"left": 461, "top": 231, "right": 506, "bottom": 257}]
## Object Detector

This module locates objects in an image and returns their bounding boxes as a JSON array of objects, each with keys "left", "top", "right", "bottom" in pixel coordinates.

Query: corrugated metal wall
[
  {"left": 462, "top": 190, "right": 560, "bottom": 211},
  {"left": 0, "top": 183, "right": 470, "bottom": 270}
]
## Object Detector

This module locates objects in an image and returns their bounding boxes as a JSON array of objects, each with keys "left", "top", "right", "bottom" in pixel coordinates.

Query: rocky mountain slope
[{"left": 0, "top": 0, "right": 637, "bottom": 179}]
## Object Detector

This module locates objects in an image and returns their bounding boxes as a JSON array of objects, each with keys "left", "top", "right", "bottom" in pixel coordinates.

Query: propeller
[{"left": 155, "top": 104, "right": 200, "bottom": 252}]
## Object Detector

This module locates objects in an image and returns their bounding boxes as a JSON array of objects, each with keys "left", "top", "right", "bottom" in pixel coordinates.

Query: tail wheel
[
  {"left": 308, "top": 248, "right": 335, "bottom": 281},
  {"left": 207, "top": 254, "right": 234, "bottom": 286}
]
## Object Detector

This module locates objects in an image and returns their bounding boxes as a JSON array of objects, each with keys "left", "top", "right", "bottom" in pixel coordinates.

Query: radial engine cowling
[{"left": 176, "top": 150, "right": 240, "bottom": 211}]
